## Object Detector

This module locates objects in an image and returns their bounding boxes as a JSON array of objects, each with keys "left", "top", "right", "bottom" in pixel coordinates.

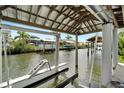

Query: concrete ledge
[{"left": 113, "top": 63, "right": 124, "bottom": 82}]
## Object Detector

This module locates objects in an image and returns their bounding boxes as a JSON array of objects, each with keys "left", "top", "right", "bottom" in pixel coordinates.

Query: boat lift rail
[{"left": 28, "top": 59, "right": 51, "bottom": 79}]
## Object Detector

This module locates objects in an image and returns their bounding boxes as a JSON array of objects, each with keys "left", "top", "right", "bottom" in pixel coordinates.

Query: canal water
[{"left": 2, "top": 48, "right": 102, "bottom": 88}]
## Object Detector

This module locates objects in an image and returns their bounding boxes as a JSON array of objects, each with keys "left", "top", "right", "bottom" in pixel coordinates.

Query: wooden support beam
[
  {"left": 79, "top": 29, "right": 102, "bottom": 35},
  {"left": 15, "top": 5, "right": 18, "bottom": 19},
  {"left": 34, "top": 5, "right": 41, "bottom": 23},
  {"left": 107, "top": 5, "right": 119, "bottom": 27},
  {"left": 91, "top": 20, "right": 98, "bottom": 30},
  {"left": 43, "top": 6, "right": 55, "bottom": 26},
  {"left": 74, "top": 24, "right": 82, "bottom": 33},
  {"left": 50, "top": 6, "right": 65, "bottom": 28},
  {"left": 122, "top": 6, "right": 124, "bottom": 23},
  {"left": 69, "top": 22, "right": 81, "bottom": 33},
  {"left": 2, "top": 16, "right": 75, "bottom": 35},
  {"left": 28, "top": 5, "right": 32, "bottom": 22},
  {"left": 112, "top": 7, "right": 122, "bottom": 12},
  {"left": 10, "top": 6, "right": 78, "bottom": 30},
  {"left": 83, "top": 21, "right": 91, "bottom": 32},
  {"left": 67, "top": 14, "right": 91, "bottom": 33},
  {"left": 0, "top": 5, "right": 11, "bottom": 11},
  {"left": 84, "top": 5, "right": 104, "bottom": 23},
  {"left": 61, "top": 13, "right": 77, "bottom": 31},
  {"left": 87, "top": 21, "right": 94, "bottom": 31},
  {"left": 56, "top": 9, "right": 72, "bottom": 29},
  {"left": 76, "top": 23, "right": 101, "bottom": 34},
  {"left": 1, "top": 24, "right": 57, "bottom": 36},
  {"left": 66, "top": 16, "right": 82, "bottom": 33},
  {"left": 47, "top": 6, "right": 80, "bottom": 22},
  {"left": 57, "top": 6, "right": 89, "bottom": 30}
]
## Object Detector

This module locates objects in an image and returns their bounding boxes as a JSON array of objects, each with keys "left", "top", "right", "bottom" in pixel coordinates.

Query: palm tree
[
  {"left": 66, "top": 35, "right": 72, "bottom": 40},
  {"left": 14, "top": 31, "right": 30, "bottom": 43}
]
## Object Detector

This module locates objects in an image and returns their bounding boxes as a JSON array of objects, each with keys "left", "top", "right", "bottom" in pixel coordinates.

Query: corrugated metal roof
[{"left": 0, "top": 5, "right": 104, "bottom": 35}]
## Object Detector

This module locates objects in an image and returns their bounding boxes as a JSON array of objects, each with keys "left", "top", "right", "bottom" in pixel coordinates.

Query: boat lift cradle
[{"left": 28, "top": 59, "right": 51, "bottom": 79}]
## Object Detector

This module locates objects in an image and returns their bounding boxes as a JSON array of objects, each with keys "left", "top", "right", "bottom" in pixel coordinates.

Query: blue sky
[{"left": 2, "top": 21, "right": 102, "bottom": 42}]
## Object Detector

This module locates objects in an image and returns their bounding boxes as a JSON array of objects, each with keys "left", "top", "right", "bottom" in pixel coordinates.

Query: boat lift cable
[{"left": 88, "top": 33, "right": 98, "bottom": 88}]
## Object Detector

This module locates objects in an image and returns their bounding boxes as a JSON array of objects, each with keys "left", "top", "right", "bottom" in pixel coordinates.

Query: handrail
[{"left": 28, "top": 59, "right": 51, "bottom": 79}]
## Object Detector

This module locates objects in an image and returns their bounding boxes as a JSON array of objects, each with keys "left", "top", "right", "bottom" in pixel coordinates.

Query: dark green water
[{"left": 2, "top": 49, "right": 101, "bottom": 87}]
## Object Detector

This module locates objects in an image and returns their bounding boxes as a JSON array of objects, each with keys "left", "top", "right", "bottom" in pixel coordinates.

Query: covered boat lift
[{"left": 0, "top": 5, "right": 124, "bottom": 88}]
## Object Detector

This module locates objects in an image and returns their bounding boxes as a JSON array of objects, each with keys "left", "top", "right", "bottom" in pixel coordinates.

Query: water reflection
[{"left": 2, "top": 49, "right": 102, "bottom": 88}]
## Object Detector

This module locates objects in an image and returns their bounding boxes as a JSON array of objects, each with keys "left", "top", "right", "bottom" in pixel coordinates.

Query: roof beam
[
  {"left": 79, "top": 29, "right": 102, "bottom": 35},
  {"left": 2, "top": 16, "right": 75, "bottom": 35},
  {"left": 34, "top": 5, "right": 42, "bottom": 23},
  {"left": 72, "top": 23, "right": 82, "bottom": 33},
  {"left": 50, "top": 6, "right": 65, "bottom": 28},
  {"left": 57, "top": 7, "right": 90, "bottom": 29},
  {"left": 84, "top": 5, "right": 104, "bottom": 23},
  {"left": 28, "top": 5, "right": 33, "bottom": 22},
  {"left": 122, "top": 5, "right": 124, "bottom": 23},
  {"left": 0, "top": 5, "right": 11, "bottom": 11},
  {"left": 47, "top": 6, "right": 80, "bottom": 21},
  {"left": 83, "top": 21, "right": 91, "bottom": 32},
  {"left": 86, "top": 21, "right": 94, "bottom": 31},
  {"left": 10, "top": 6, "right": 77, "bottom": 29},
  {"left": 49, "top": 6, "right": 70, "bottom": 28},
  {"left": 42, "top": 6, "right": 55, "bottom": 26},
  {"left": 91, "top": 20, "right": 98, "bottom": 30},
  {"left": 16, "top": 5, "right": 18, "bottom": 19},
  {"left": 1, "top": 24, "right": 57, "bottom": 36},
  {"left": 82, "top": 23, "right": 101, "bottom": 30},
  {"left": 61, "top": 13, "right": 77, "bottom": 30},
  {"left": 107, "top": 5, "right": 119, "bottom": 27},
  {"left": 112, "top": 7, "right": 122, "bottom": 12},
  {"left": 66, "top": 16, "right": 83, "bottom": 32},
  {"left": 56, "top": 9, "right": 72, "bottom": 29}
]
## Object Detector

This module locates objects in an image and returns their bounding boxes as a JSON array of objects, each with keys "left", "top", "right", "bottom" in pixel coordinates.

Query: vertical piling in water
[
  {"left": 75, "top": 34, "right": 78, "bottom": 73},
  {"left": 87, "top": 43, "right": 89, "bottom": 57},
  {"left": 43, "top": 41, "right": 45, "bottom": 53},
  {"left": 88, "top": 34, "right": 98, "bottom": 88},
  {"left": 54, "top": 33, "right": 60, "bottom": 83},
  {"left": 55, "top": 33, "right": 60, "bottom": 71}
]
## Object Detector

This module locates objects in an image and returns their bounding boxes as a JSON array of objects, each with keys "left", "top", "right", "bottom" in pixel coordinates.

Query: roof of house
[{"left": 87, "top": 36, "right": 102, "bottom": 43}]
